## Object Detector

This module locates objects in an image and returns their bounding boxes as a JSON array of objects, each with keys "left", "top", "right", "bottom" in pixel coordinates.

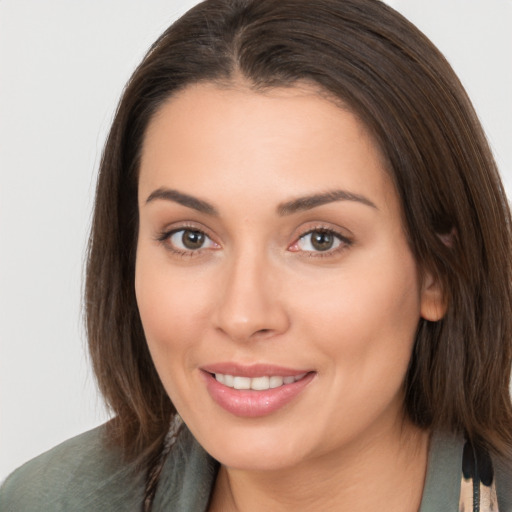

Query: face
[{"left": 135, "top": 83, "right": 442, "bottom": 471}]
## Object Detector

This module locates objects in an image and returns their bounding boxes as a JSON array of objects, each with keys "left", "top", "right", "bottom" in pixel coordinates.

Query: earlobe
[{"left": 420, "top": 272, "right": 447, "bottom": 322}]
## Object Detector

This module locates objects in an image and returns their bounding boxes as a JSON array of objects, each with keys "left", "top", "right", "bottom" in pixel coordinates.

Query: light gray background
[{"left": 1, "top": 0, "right": 511, "bottom": 482}]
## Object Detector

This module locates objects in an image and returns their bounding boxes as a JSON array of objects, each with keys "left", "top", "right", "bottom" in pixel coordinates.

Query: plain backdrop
[{"left": 1, "top": 0, "right": 511, "bottom": 482}]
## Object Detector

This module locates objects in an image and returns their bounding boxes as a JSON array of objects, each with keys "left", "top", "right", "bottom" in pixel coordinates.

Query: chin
[
  {"left": 214, "top": 447, "right": 308, "bottom": 472},
  {"left": 193, "top": 422, "right": 314, "bottom": 471}
]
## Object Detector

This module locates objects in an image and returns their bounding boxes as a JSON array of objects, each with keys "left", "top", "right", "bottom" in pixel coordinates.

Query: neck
[{"left": 209, "top": 421, "right": 430, "bottom": 512}]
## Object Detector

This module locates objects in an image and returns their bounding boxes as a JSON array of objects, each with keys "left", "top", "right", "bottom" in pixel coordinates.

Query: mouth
[{"left": 200, "top": 364, "right": 315, "bottom": 417}]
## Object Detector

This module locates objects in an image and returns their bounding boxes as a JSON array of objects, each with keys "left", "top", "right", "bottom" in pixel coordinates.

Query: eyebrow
[
  {"left": 277, "top": 190, "right": 377, "bottom": 215},
  {"left": 145, "top": 187, "right": 376, "bottom": 216},
  {"left": 145, "top": 188, "right": 218, "bottom": 215}
]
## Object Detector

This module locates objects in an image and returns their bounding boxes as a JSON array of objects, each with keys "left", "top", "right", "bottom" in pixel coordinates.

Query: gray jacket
[{"left": 1, "top": 424, "right": 510, "bottom": 511}]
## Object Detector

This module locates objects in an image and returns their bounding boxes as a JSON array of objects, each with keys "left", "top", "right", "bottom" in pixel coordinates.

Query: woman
[{"left": 2, "top": 0, "right": 511, "bottom": 510}]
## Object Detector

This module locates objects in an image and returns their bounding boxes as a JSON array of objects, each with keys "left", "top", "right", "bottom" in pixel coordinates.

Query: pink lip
[{"left": 200, "top": 364, "right": 315, "bottom": 418}]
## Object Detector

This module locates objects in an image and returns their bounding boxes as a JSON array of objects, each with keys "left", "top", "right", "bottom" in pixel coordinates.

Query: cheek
[
  {"left": 296, "top": 254, "right": 421, "bottom": 432},
  {"left": 134, "top": 256, "right": 214, "bottom": 411},
  {"left": 290, "top": 249, "right": 421, "bottom": 370},
  {"left": 135, "top": 251, "right": 212, "bottom": 362}
]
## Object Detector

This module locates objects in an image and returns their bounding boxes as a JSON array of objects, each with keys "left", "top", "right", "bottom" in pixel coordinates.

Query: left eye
[
  {"left": 296, "top": 230, "right": 343, "bottom": 252},
  {"left": 168, "top": 229, "right": 217, "bottom": 251}
]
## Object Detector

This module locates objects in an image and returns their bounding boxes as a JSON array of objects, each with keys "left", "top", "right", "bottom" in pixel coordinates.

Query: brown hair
[{"left": 85, "top": 0, "right": 512, "bottom": 469}]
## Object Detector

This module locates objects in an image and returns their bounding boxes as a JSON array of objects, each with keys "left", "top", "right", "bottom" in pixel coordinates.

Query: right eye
[{"left": 166, "top": 229, "right": 218, "bottom": 252}]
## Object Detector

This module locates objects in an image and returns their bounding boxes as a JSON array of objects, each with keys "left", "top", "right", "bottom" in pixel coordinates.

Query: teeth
[
  {"left": 269, "top": 376, "right": 284, "bottom": 388},
  {"left": 251, "top": 376, "right": 270, "bottom": 390},
  {"left": 214, "top": 373, "right": 306, "bottom": 390},
  {"left": 233, "top": 376, "right": 251, "bottom": 390}
]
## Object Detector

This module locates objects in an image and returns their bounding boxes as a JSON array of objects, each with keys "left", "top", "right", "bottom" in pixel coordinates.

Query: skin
[{"left": 135, "top": 82, "right": 445, "bottom": 511}]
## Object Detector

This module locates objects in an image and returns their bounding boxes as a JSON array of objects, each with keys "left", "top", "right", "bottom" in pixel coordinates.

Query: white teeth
[
  {"left": 233, "top": 376, "right": 251, "bottom": 390},
  {"left": 269, "top": 376, "right": 284, "bottom": 388},
  {"left": 214, "top": 373, "right": 307, "bottom": 390},
  {"left": 251, "top": 376, "right": 270, "bottom": 390}
]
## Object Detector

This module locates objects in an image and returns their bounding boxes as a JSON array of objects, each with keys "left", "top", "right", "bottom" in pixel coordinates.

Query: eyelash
[
  {"left": 156, "top": 225, "right": 219, "bottom": 257},
  {"left": 156, "top": 225, "right": 353, "bottom": 258},
  {"left": 291, "top": 227, "right": 353, "bottom": 258}
]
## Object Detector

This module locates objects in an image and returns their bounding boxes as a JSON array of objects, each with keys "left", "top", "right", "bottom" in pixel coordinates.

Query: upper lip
[{"left": 201, "top": 363, "right": 312, "bottom": 378}]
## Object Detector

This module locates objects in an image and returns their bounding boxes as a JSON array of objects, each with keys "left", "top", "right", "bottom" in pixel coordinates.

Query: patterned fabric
[{"left": 459, "top": 441, "right": 499, "bottom": 511}]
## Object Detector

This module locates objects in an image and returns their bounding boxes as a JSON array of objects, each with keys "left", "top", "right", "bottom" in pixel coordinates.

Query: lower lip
[{"left": 201, "top": 371, "right": 315, "bottom": 417}]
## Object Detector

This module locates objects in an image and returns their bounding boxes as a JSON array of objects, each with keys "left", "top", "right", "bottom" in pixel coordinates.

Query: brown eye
[
  {"left": 310, "top": 231, "right": 334, "bottom": 251},
  {"left": 181, "top": 230, "right": 205, "bottom": 249},
  {"left": 168, "top": 229, "right": 217, "bottom": 252},
  {"left": 296, "top": 229, "right": 344, "bottom": 253}
]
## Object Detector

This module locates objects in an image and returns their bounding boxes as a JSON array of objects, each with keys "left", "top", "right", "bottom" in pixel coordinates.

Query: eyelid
[
  {"left": 171, "top": 229, "right": 217, "bottom": 250},
  {"left": 288, "top": 224, "right": 353, "bottom": 256},
  {"left": 155, "top": 222, "right": 221, "bottom": 256}
]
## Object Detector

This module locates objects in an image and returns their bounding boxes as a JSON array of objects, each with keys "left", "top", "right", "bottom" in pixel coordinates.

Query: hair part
[{"left": 85, "top": 0, "right": 512, "bottom": 469}]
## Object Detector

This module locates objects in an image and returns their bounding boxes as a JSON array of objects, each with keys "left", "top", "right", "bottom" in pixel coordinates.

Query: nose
[{"left": 213, "top": 251, "right": 290, "bottom": 342}]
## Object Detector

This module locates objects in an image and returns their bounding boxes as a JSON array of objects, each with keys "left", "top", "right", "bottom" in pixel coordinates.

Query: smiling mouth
[
  {"left": 213, "top": 373, "right": 307, "bottom": 391},
  {"left": 202, "top": 369, "right": 315, "bottom": 417}
]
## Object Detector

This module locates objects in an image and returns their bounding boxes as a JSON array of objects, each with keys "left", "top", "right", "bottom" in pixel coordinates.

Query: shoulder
[
  {"left": 420, "top": 431, "right": 512, "bottom": 512},
  {"left": 0, "top": 423, "right": 145, "bottom": 512},
  {"left": 152, "top": 426, "right": 218, "bottom": 511},
  {"left": 495, "top": 455, "right": 512, "bottom": 511}
]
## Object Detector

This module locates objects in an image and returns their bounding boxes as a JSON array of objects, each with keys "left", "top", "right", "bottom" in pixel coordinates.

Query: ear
[{"left": 420, "top": 271, "right": 447, "bottom": 322}]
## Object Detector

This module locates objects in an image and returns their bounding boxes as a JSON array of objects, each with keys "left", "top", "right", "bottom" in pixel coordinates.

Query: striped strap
[{"left": 459, "top": 441, "right": 499, "bottom": 511}]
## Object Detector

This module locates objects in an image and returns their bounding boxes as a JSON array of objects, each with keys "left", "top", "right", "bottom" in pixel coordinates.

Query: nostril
[{"left": 253, "top": 328, "right": 274, "bottom": 338}]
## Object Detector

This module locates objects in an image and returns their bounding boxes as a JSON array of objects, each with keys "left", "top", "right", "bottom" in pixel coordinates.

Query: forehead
[{"left": 138, "top": 82, "right": 397, "bottom": 213}]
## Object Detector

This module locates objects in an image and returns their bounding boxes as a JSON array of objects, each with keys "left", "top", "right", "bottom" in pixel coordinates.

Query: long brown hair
[{"left": 85, "top": 0, "right": 512, "bottom": 469}]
